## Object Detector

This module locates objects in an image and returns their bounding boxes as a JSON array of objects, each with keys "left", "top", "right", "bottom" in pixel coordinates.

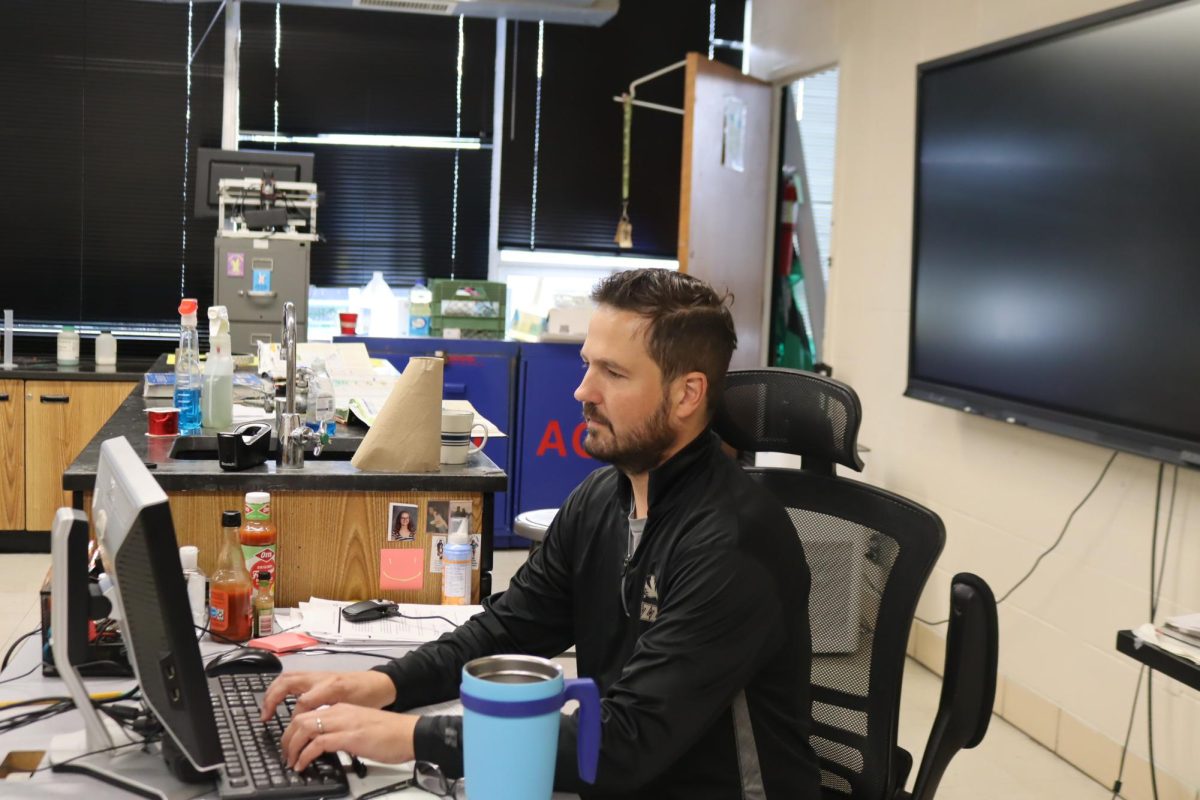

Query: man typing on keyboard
[{"left": 261, "top": 269, "right": 822, "bottom": 799}]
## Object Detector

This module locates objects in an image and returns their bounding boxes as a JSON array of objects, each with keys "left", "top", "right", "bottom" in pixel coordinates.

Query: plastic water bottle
[
  {"left": 305, "top": 357, "right": 337, "bottom": 438},
  {"left": 363, "top": 271, "right": 399, "bottom": 337},
  {"left": 441, "top": 531, "right": 472, "bottom": 606},
  {"left": 179, "top": 545, "right": 209, "bottom": 632},
  {"left": 175, "top": 299, "right": 202, "bottom": 434}
]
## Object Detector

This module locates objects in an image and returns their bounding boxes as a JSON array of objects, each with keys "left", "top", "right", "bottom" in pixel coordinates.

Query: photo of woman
[{"left": 388, "top": 503, "right": 419, "bottom": 542}]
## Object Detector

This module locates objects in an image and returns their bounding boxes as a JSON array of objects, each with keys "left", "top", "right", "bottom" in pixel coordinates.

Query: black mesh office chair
[{"left": 713, "top": 368, "right": 998, "bottom": 800}]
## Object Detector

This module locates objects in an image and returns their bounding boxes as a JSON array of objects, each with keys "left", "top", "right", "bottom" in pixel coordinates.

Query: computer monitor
[
  {"left": 91, "top": 435, "right": 221, "bottom": 773},
  {"left": 194, "top": 147, "right": 315, "bottom": 219}
]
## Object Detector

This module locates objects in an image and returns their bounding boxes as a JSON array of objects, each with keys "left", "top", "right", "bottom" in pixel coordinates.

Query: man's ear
[{"left": 673, "top": 371, "right": 708, "bottom": 422}]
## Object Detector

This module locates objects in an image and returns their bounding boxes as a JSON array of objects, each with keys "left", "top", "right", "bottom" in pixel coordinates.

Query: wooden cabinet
[
  {"left": 0, "top": 379, "right": 24, "bottom": 530},
  {"left": 24, "top": 380, "right": 135, "bottom": 531},
  {"left": 82, "top": 489, "right": 487, "bottom": 607}
]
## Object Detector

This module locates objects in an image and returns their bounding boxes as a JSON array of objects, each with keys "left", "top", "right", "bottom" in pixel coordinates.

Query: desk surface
[
  {"left": 1115, "top": 629, "right": 1200, "bottom": 692},
  {"left": 0, "top": 634, "right": 576, "bottom": 799}
]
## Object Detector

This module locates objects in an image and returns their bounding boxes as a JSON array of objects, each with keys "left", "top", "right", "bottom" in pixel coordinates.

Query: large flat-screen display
[{"left": 908, "top": 0, "right": 1200, "bottom": 466}]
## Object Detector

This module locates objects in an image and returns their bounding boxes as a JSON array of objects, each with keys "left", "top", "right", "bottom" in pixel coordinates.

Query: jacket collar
[{"left": 614, "top": 429, "right": 720, "bottom": 515}]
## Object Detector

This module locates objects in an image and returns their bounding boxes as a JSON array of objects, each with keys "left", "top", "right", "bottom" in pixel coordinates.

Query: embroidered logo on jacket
[{"left": 640, "top": 574, "right": 659, "bottom": 622}]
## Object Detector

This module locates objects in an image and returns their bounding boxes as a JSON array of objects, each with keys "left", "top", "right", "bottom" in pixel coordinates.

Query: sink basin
[
  {"left": 168, "top": 434, "right": 358, "bottom": 461},
  {"left": 1, "top": 355, "right": 60, "bottom": 369}
]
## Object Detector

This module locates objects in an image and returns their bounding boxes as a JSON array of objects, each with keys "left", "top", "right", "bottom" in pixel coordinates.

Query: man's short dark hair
[{"left": 591, "top": 268, "right": 737, "bottom": 416}]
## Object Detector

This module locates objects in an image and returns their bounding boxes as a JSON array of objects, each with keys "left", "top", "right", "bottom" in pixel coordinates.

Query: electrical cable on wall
[{"left": 915, "top": 450, "right": 1119, "bottom": 626}]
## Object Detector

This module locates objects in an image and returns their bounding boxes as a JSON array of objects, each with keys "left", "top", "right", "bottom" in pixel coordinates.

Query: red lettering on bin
[
  {"left": 572, "top": 422, "right": 592, "bottom": 459},
  {"left": 536, "top": 420, "right": 567, "bottom": 457}
]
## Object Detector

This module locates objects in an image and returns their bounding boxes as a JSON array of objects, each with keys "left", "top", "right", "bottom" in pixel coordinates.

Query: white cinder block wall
[{"left": 754, "top": 0, "right": 1200, "bottom": 797}]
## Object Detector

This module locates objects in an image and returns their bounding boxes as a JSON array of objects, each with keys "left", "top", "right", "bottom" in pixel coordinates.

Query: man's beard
[{"left": 581, "top": 396, "right": 676, "bottom": 475}]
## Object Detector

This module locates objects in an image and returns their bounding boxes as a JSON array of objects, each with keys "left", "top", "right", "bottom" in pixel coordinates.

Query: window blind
[
  {"left": 498, "top": 0, "right": 744, "bottom": 257},
  {"left": 0, "top": 0, "right": 224, "bottom": 326},
  {"left": 238, "top": 6, "right": 496, "bottom": 287}
]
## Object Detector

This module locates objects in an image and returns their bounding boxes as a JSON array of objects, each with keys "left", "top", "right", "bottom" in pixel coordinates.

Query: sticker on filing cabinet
[
  {"left": 429, "top": 534, "right": 481, "bottom": 573},
  {"left": 252, "top": 267, "right": 273, "bottom": 293},
  {"left": 379, "top": 549, "right": 424, "bottom": 591},
  {"left": 226, "top": 252, "right": 245, "bottom": 277}
]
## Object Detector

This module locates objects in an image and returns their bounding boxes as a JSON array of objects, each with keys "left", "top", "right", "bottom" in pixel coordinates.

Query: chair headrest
[{"left": 713, "top": 368, "right": 865, "bottom": 472}]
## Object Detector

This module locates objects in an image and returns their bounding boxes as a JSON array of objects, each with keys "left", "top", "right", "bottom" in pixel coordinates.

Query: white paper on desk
[
  {"left": 299, "top": 598, "right": 483, "bottom": 645},
  {"left": 257, "top": 342, "right": 377, "bottom": 379}
]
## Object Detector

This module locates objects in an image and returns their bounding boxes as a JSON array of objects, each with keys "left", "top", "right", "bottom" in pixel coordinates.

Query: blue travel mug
[{"left": 460, "top": 655, "right": 601, "bottom": 800}]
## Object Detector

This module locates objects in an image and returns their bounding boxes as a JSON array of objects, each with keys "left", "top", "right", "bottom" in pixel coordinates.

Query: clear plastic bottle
[
  {"left": 175, "top": 298, "right": 203, "bottom": 435},
  {"left": 95, "top": 331, "right": 117, "bottom": 367},
  {"left": 441, "top": 530, "right": 472, "bottom": 606},
  {"left": 202, "top": 308, "right": 234, "bottom": 430},
  {"left": 57, "top": 325, "right": 80, "bottom": 366},
  {"left": 179, "top": 545, "right": 209, "bottom": 632},
  {"left": 305, "top": 357, "right": 336, "bottom": 439},
  {"left": 209, "top": 510, "right": 253, "bottom": 642},
  {"left": 252, "top": 571, "right": 275, "bottom": 638},
  {"left": 363, "top": 271, "right": 399, "bottom": 337}
]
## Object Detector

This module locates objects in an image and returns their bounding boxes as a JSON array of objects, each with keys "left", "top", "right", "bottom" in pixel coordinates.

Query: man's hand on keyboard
[
  {"left": 260, "top": 670, "right": 398, "bottom": 723},
  {"left": 281, "top": 703, "right": 420, "bottom": 773}
]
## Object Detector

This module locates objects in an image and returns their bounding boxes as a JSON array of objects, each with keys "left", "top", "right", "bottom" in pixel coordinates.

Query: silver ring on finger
[{"left": 315, "top": 716, "right": 325, "bottom": 736}]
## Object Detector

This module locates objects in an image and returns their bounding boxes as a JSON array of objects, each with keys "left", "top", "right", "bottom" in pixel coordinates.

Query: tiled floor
[{"left": 1, "top": 549, "right": 1112, "bottom": 798}]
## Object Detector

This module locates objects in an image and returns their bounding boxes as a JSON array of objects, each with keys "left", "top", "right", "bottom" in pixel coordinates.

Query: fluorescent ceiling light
[
  {"left": 500, "top": 249, "right": 678, "bottom": 271},
  {"left": 239, "top": 131, "right": 487, "bottom": 150}
]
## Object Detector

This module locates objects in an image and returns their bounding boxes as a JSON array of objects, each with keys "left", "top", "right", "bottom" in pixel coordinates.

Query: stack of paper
[
  {"left": 1162, "top": 612, "right": 1200, "bottom": 649},
  {"left": 298, "top": 597, "right": 484, "bottom": 646}
]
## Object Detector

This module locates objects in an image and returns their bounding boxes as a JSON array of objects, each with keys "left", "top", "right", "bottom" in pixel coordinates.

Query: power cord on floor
[{"left": 915, "top": 450, "right": 1119, "bottom": 626}]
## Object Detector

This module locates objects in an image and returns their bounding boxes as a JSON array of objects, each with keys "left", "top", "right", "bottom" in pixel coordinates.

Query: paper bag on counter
[{"left": 351, "top": 356, "right": 442, "bottom": 472}]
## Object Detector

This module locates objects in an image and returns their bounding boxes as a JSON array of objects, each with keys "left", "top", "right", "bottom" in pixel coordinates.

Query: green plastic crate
[
  {"left": 430, "top": 279, "right": 507, "bottom": 339},
  {"left": 431, "top": 315, "right": 506, "bottom": 339}
]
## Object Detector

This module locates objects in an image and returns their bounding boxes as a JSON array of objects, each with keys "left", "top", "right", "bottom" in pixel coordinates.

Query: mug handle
[
  {"left": 564, "top": 678, "right": 601, "bottom": 784},
  {"left": 467, "top": 422, "right": 489, "bottom": 454}
]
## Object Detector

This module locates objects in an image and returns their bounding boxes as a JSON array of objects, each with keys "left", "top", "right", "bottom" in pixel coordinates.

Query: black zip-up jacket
[{"left": 373, "top": 430, "right": 822, "bottom": 799}]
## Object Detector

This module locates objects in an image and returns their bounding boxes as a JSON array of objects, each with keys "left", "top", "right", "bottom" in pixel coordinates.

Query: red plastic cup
[
  {"left": 146, "top": 407, "right": 180, "bottom": 436},
  {"left": 339, "top": 312, "right": 358, "bottom": 335}
]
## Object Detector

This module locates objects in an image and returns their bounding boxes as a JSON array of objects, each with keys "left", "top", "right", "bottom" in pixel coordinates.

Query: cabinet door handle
[
  {"left": 0, "top": 393, "right": 8, "bottom": 402},
  {"left": 40, "top": 394, "right": 71, "bottom": 404}
]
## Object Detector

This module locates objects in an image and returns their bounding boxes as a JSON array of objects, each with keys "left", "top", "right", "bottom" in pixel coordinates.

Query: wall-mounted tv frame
[{"left": 907, "top": 0, "right": 1200, "bottom": 468}]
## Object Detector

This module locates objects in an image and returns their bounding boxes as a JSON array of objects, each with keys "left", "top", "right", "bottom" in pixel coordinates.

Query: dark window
[
  {"left": 498, "top": 0, "right": 744, "bottom": 257},
  {"left": 0, "top": 0, "right": 223, "bottom": 326},
  {"left": 238, "top": 6, "right": 496, "bottom": 287}
]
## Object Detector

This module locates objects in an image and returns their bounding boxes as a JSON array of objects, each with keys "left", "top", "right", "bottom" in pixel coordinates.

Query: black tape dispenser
[{"left": 217, "top": 422, "right": 272, "bottom": 471}]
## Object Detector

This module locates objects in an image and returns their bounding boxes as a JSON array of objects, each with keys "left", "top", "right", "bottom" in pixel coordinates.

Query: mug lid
[{"left": 464, "top": 654, "right": 561, "bottom": 683}]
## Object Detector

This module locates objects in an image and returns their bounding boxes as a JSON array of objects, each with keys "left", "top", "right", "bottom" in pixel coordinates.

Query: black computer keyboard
[{"left": 209, "top": 672, "right": 349, "bottom": 799}]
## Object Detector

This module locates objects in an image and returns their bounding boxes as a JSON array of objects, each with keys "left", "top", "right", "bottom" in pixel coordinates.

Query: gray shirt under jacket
[{"left": 373, "top": 430, "right": 822, "bottom": 800}]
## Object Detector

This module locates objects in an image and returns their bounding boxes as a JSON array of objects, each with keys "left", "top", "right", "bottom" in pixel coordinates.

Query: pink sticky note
[{"left": 380, "top": 549, "right": 424, "bottom": 591}]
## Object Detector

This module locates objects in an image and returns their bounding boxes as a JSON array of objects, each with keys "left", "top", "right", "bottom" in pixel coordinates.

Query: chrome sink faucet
[{"left": 279, "top": 301, "right": 323, "bottom": 467}]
